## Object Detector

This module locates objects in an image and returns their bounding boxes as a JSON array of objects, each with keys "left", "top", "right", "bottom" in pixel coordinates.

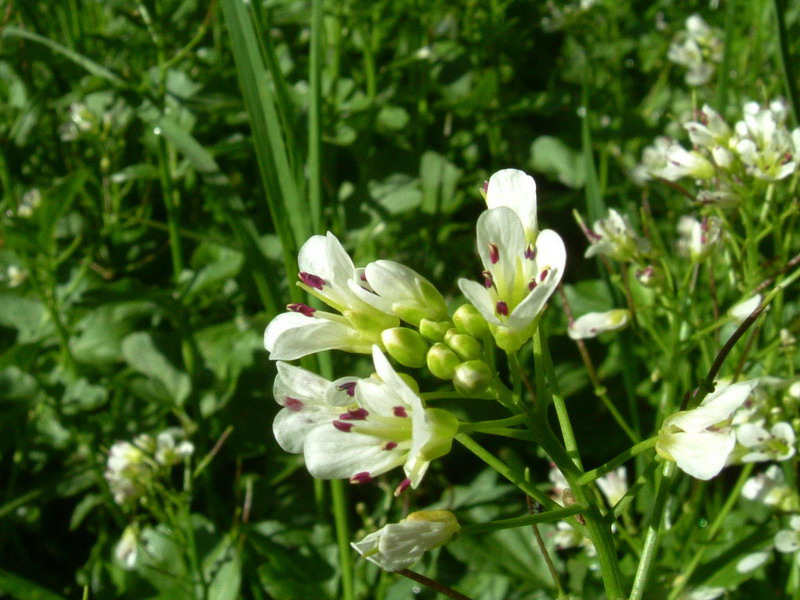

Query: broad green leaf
[{"left": 121, "top": 332, "right": 191, "bottom": 405}]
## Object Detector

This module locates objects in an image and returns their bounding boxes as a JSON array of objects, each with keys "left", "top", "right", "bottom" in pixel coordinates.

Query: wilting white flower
[
  {"left": 656, "top": 380, "right": 758, "bottom": 480},
  {"left": 459, "top": 184, "right": 565, "bottom": 352},
  {"left": 352, "top": 510, "right": 460, "bottom": 571},
  {"left": 568, "top": 309, "right": 630, "bottom": 340},
  {"left": 301, "top": 346, "right": 458, "bottom": 493},
  {"left": 737, "top": 421, "right": 796, "bottom": 462},
  {"left": 350, "top": 260, "right": 448, "bottom": 326},
  {"left": 728, "top": 294, "right": 762, "bottom": 324},
  {"left": 667, "top": 15, "right": 723, "bottom": 86},
  {"left": 775, "top": 515, "right": 800, "bottom": 560},
  {"left": 677, "top": 215, "right": 722, "bottom": 262},
  {"left": 581, "top": 209, "right": 644, "bottom": 262},
  {"left": 264, "top": 233, "right": 398, "bottom": 360}
]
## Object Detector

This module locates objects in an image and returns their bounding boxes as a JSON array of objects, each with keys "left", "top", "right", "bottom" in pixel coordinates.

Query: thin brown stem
[
  {"left": 396, "top": 569, "right": 473, "bottom": 600},
  {"left": 526, "top": 495, "right": 565, "bottom": 597}
]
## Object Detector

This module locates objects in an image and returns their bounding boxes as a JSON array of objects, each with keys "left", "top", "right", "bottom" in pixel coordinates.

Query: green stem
[
  {"left": 774, "top": 0, "right": 799, "bottom": 124},
  {"left": 578, "top": 438, "right": 658, "bottom": 486},
  {"left": 629, "top": 461, "right": 677, "bottom": 600},
  {"left": 458, "top": 414, "right": 529, "bottom": 432},
  {"left": 666, "top": 463, "right": 754, "bottom": 600},
  {"left": 330, "top": 480, "right": 354, "bottom": 600},
  {"left": 459, "top": 504, "right": 586, "bottom": 536}
]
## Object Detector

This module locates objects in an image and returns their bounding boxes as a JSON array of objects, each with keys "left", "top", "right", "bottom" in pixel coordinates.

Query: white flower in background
[
  {"left": 459, "top": 191, "right": 565, "bottom": 352},
  {"left": 302, "top": 346, "right": 458, "bottom": 493},
  {"left": 482, "top": 169, "right": 538, "bottom": 241},
  {"left": 581, "top": 209, "right": 644, "bottom": 262},
  {"left": 16, "top": 188, "right": 42, "bottom": 218},
  {"left": 5, "top": 265, "right": 27, "bottom": 288},
  {"left": 737, "top": 421, "right": 796, "bottom": 462},
  {"left": 677, "top": 215, "right": 722, "bottom": 262},
  {"left": 728, "top": 294, "right": 763, "bottom": 324},
  {"left": 351, "top": 510, "right": 460, "bottom": 571},
  {"left": 685, "top": 105, "right": 732, "bottom": 150},
  {"left": 59, "top": 102, "right": 96, "bottom": 141},
  {"left": 742, "top": 465, "right": 796, "bottom": 511},
  {"left": 656, "top": 380, "right": 758, "bottom": 480},
  {"left": 350, "top": 260, "right": 448, "bottom": 326},
  {"left": 272, "top": 361, "right": 360, "bottom": 454},
  {"left": 595, "top": 467, "right": 629, "bottom": 507},
  {"left": 105, "top": 439, "right": 151, "bottom": 505},
  {"left": 667, "top": 14, "right": 723, "bottom": 86},
  {"left": 736, "top": 551, "right": 771, "bottom": 574},
  {"left": 775, "top": 515, "right": 800, "bottom": 560},
  {"left": 568, "top": 309, "right": 630, "bottom": 340},
  {"left": 154, "top": 430, "right": 195, "bottom": 466},
  {"left": 687, "top": 587, "right": 726, "bottom": 600},
  {"left": 632, "top": 136, "right": 672, "bottom": 183},
  {"left": 115, "top": 525, "right": 140, "bottom": 569},
  {"left": 653, "top": 144, "right": 716, "bottom": 181},
  {"left": 264, "top": 232, "right": 398, "bottom": 360},
  {"left": 733, "top": 100, "right": 800, "bottom": 181}
]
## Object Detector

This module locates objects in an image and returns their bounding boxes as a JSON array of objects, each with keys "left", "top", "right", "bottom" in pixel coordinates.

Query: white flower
[
  {"left": 482, "top": 169, "right": 538, "bottom": 241},
  {"left": 728, "top": 294, "right": 762, "bottom": 324},
  {"left": 656, "top": 380, "right": 758, "bottom": 480},
  {"left": 5, "top": 265, "right": 27, "bottom": 288},
  {"left": 351, "top": 510, "right": 460, "bottom": 572},
  {"left": 568, "top": 309, "right": 630, "bottom": 340},
  {"left": 733, "top": 100, "right": 800, "bottom": 181},
  {"left": 264, "top": 233, "right": 398, "bottom": 360},
  {"left": 742, "top": 465, "right": 796, "bottom": 510},
  {"left": 655, "top": 144, "right": 716, "bottom": 181},
  {"left": 687, "top": 587, "right": 726, "bottom": 600},
  {"left": 595, "top": 467, "right": 628, "bottom": 507},
  {"left": 17, "top": 189, "right": 42, "bottom": 218},
  {"left": 582, "top": 209, "right": 643, "bottom": 261},
  {"left": 302, "top": 346, "right": 458, "bottom": 492},
  {"left": 677, "top": 215, "right": 722, "bottom": 262},
  {"left": 459, "top": 205, "right": 565, "bottom": 352},
  {"left": 736, "top": 551, "right": 770, "bottom": 574},
  {"left": 775, "top": 515, "right": 800, "bottom": 559},
  {"left": 667, "top": 15, "right": 723, "bottom": 86},
  {"left": 115, "top": 525, "right": 140, "bottom": 569},
  {"left": 737, "top": 421, "right": 796, "bottom": 462},
  {"left": 271, "top": 361, "right": 359, "bottom": 454},
  {"left": 684, "top": 105, "right": 732, "bottom": 149},
  {"left": 154, "top": 430, "right": 194, "bottom": 466},
  {"left": 633, "top": 136, "right": 672, "bottom": 183},
  {"left": 350, "top": 260, "right": 448, "bottom": 326},
  {"left": 105, "top": 440, "right": 151, "bottom": 505}
]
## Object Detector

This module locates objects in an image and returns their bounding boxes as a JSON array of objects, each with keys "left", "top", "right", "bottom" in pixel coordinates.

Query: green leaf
[
  {"left": 420, "top": 151, "right": 463, "bottom": 215},
  {"left": 121, "top": 332, "right": 191, "bottom": 405},
  {"left": 369, "top": 174, "right": 422, "bottom": 215},
  {"left": 0, "top": 568, "right": 68, "bottom": 600},
  {"left": 529, "top": 136, "right": 586, "bottom": 189}
]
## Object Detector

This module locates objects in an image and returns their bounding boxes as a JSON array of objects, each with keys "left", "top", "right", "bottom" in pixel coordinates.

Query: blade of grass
[{"left": 307, "top": 0, "right": 324, "bottom": 233}]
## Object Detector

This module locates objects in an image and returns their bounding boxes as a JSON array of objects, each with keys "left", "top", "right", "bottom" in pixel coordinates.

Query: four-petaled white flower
[
  {"left": 351, "top": 510, "right": 460, "bottom": 572},
  {"left": 737, "top": 421, "right": 796, "bottom": 463},
  {"left": 667, "top": 15, "right": 723, "bottom": 86},
  {"left": 581, "top": 209, "right": 644, "bottom": 262},
  {"left": 287, "top": 346, "right": 458, "bottom": 493},
  {"left": 264, "top": 232, "right": 399, "bottom": 360},
  {"left": 459, "top": 205, "right": 565, "bottom": 352},
  {"left": 734, "top": 100, "right": 800, "bottom": 181},
  {"left": 656, "top": 380, "right": 758, "bottom": 480},
  {"left": 568, "top": 309, "right": 630, "bottom": 340}
]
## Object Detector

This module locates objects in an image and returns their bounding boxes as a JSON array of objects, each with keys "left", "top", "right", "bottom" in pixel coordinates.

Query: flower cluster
[
  {"left": 667, "top": 15, "right": 723, "bottom": 86},
  {"left": 264, "top": 168, "right": 567, "bottom": 571}
]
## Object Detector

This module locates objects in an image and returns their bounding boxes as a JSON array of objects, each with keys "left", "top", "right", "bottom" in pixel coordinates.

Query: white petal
[
  {"left": 458, "top": 278, "right": 500, "bottom": 325},
  {"left": 658, "top": 430, "right": 735, "bottom": 480},
  {"left": 775, "top": 530, "right": 800, "bottom": 553},
  {"left": 303, "top": 427, "right": 405, "bottom": 480},
  {"left": 476, "top": 208, "right": 525, "bottom": 293},
  {"left": 264, "top": 312, "right": 364, "bottom": 360},
  {"left": 667, "top": 381, "right": 757, "bottom": 433},
  {"left": 274, "top": 362, "right": 331, "bottom": 407},
  {"left": 568, "top": 309, "right": 630, "bottom": 340},
  {"left": 736, "top": 422, "right": 770, "bottom": 448},
  {"left": 273, "top": 408, "right": 335, "bottom": 454},
  {"left": 485, "top": 169, "right": 538, "bottom": 238}
]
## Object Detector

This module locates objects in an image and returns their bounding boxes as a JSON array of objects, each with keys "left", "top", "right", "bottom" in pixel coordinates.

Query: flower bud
[
  {"left": 453, "top": 360, "right": 493, "bottom": 395},
  {"left": 419, "top": 319, "right": 452, "bottom": 342},
  {"left": 381, "top": 327, "right": 429, "bottom": 368},
  {"left": 568, "top": 309, "right": 630, "bottom": 340},
  {"left": 426, "top": 343, "right": 461, "bottom": 380},
  {"left": 444, "top": 328, "right": 482, "bottom": 360},
  {"left": 452, "top": 304, "right": 490, "bottom": 338}
]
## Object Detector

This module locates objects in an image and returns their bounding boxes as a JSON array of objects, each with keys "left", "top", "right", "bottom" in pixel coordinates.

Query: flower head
[
  {"left": 351, "top": 510, "right": 460, "bottom": 571},
  {"left": 656, "top": 380, "right": 758, "bottom": 480},
  {"left": 581, "top": 209, "right": 645, "bottom": 262}
]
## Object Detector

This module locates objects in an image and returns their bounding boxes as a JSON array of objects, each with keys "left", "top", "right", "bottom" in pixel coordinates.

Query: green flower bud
[
  {"left": 444, "top": 328, "right": 482, "bottom": 360},
  {"left": 343, "top": 308, "right": 399, "bottom": 336},
  {"left": 381, "top": 327, "right": 429, "bottom": 368},
  {"left": 453, "top": 360, "right": 493, "bottom": 395},
  {"left": 418, "top": 408, "right": 459, "bottom": 461},
  {"left": 427, "top": 343, "right": 461, "bottom": 380},
  {"left": 397, "top": 372, "right": 420, "bottom": 394},
  {"left": 452, "top": 304, "right": 490, "bottom": 338},
  {"left": 419, "top": 319, "right": 453, "bottom": 342}
]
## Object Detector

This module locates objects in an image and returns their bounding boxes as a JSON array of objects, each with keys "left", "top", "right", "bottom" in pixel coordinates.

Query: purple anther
[
  {"left": 482, "top": 270, "right": 494, "bottom": 289},
  {"left": 394, "top": 478, "right": 411, "bottom": 496},
  {"left": 383, "top": 441, "right": 398, "bottom": 451},
  {"left": 496, "top": 301, "right": 509, "bottom": 316},
  {"left": 524, "top": 243, "right": 537, "bottom": 260},
  {"left": 333, "top": 420, "right": 354, "bottom": 432},
  {"left": 339, "top": 408, "right": 368, "bottom": 421},
  {"left": 393, "top": 406, "right": 408, "bottom": 418},
  {"left": 299, "top": 272, "right": 326, "bottom": 290},
  {"left": 360, "top": 272, "right": 368, "bottom": 281},
  {"left": 481, "top": 180, "right": 489, "bottom": 196},
  {"left": 528, "top": 279, "right": 538, "bottom": 291},
  {"left": 337, "top": 381, "right": 357, "bottom": 397},
  {"left": 288, "top": 303, "right": 316, "bottom": 317},
  {"left": 488, "top": 242, "right": 500, "bottom": 265},
  {"left": 284, "top": 396, "right": 304, "bottom": 412},
  {"left": 350, "top": 472, "right": 372, "bottom": 484},
  {"left": 539, "top": 267, "right": 550, "bottom": 282}
]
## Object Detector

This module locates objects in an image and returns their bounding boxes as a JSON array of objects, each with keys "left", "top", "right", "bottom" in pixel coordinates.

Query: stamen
[
  {"left": 539, "top": 267, "right": 550, "bottom": 282},
  {"left": 337, "top": 381, "right": 357, "bottom": 397},
  {"left": 528, "top": 279, "right": 538, "bottom": 291},
  {"left": 284, "top": 397, "right": 304, "bottom": 412},
  {"left": 299, "top": 272, "right": 325, "bottom": 290},
  {"left": 524, "top": 243, "right": 537, "bottom": 260},
  {"left": 394, "top": 478, "right": 411, "bottom": 496},
  {"left": 496, "top": 301, "right": 509, "bottom": 316},
  {"left": 339, "top": 408, "right": 369, "bottom": 421},
  {"left": 481, "top": 180, "right": 489, "bottom": 197},
  {"left": 350, "top": 472, "right": 372, "bottom": 484},
  {"left": 488, "top": 242, "right": 500, "bottom": 265},
  {"left": 333, "top": 421, "right": 354, "bottom": 432},
  {"left": 482, "top": 270, "right": 494, "bottom": 288},
  {"left": 288, "top": 303, "right": 316, "bottom": 317},
  {"left": 383, "top": 441, "right": 398, "bottom": 451},
  {"left": 393, "top": 406, "right": 408, "bottom": 418}
]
